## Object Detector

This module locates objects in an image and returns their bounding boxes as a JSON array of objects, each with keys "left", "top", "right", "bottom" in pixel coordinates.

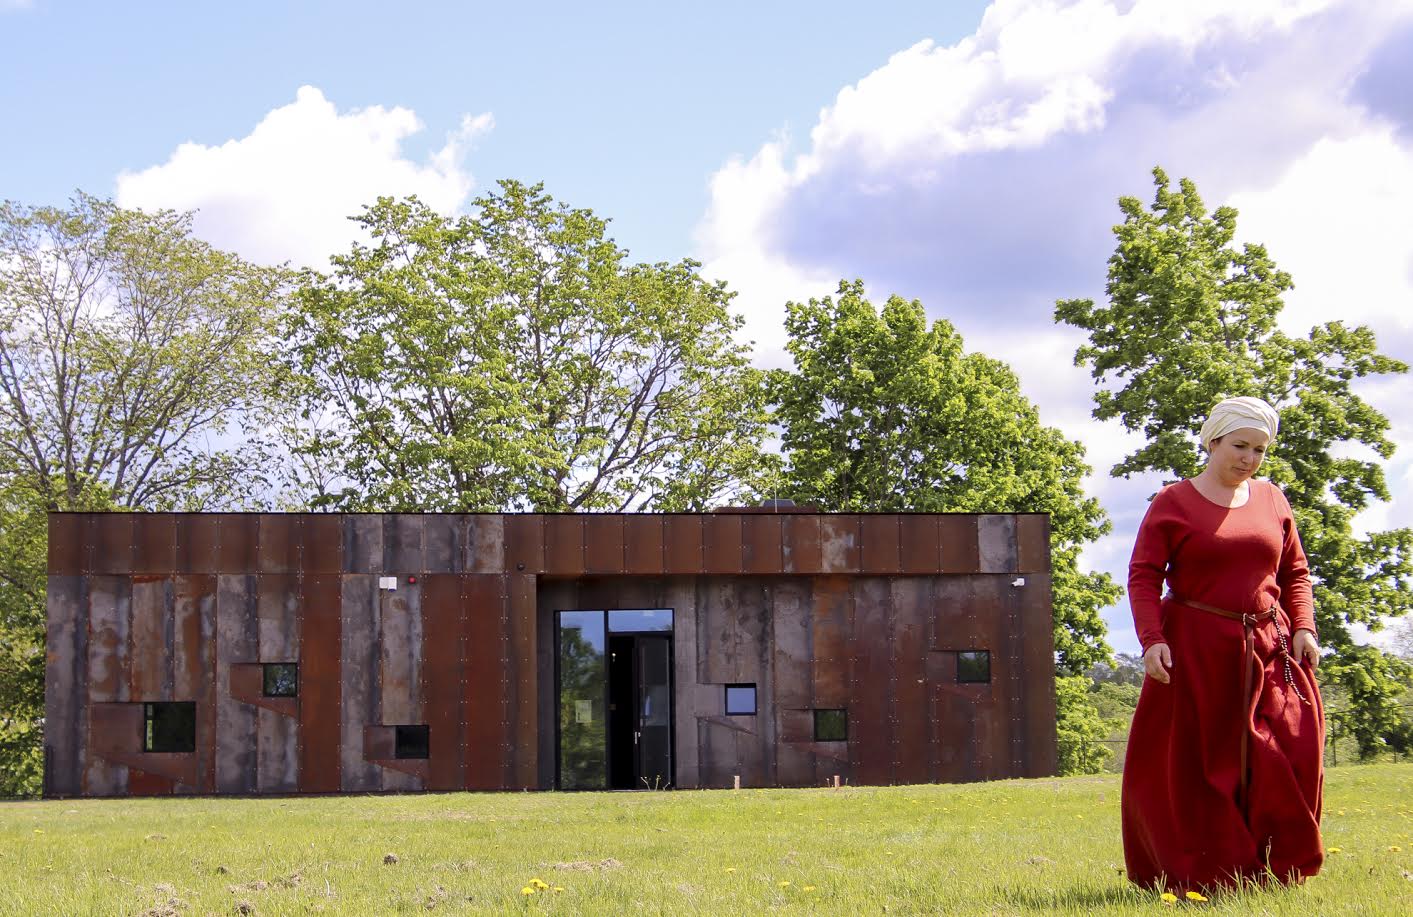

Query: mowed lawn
[{"left": 1, "top": 765, "right": 1409, "bottom": 916}]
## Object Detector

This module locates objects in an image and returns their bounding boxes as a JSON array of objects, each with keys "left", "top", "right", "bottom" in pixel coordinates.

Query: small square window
[
  {"left": 263, "top": 663, "right": 298, "bottom": 697},
  {"left": 814, "top": 708, "right": 847, "bottom": 742},
  {"left": 725, "top": 684, "right": 756, "bottom": 715},
  {"left": 958, "top": 650, "right": 991, "bottom": 683},
  {"left": 394, "top": 725, "right": 430, "bottom": 759},
  {"left": 143, "top": 702, "right": 196, "bottom": 753}
]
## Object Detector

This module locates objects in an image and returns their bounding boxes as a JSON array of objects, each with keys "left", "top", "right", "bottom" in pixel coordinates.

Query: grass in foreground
[{"left": 1, "top": 764, "right": 1409, "bottom": 916}]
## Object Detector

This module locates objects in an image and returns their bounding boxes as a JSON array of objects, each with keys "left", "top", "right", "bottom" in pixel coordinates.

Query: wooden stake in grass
[
  {"left": 733, "top": 775, "right": 741, "bottom": 790},
  {"left": 833, "top": 775, "right": 840, "bottom": 788}
]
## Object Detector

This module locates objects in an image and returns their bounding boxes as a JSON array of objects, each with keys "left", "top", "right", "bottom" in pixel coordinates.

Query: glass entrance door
[{"left": 556, "top": 609, "right": 673, "bottom": 790}]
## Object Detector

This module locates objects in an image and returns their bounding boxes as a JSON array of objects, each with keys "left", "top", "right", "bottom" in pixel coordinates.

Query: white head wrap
[{"left": 1199, "top": 396, "right": 1279, "bottom": 451}]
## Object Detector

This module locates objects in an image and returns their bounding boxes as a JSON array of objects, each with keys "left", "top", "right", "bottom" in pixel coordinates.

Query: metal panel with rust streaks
[
  {"left": 542, "top": 515, "right": 584, "bottom": 575},
  {"left": 860, "top": 516, "right": 901, "bottom": 574},
  {"left": 379, "top": 581, "right": 424, "bottom": 791},
  {"left": 891, "top": 578, "right": 930, "bottom": 785},
  {"left": 741, "top": 516, "right": 782, "bottom": 574},
  {"left": 423, "top": 516, "right": 457, "bottom": 573},
  {"left": 810, "top": 576, "right": 851, "bottom": 708},
  {"left": 623, "top": 515, "right": 664, "bottom": 574},
  {"left": 175, "top": 515, "right": 219, "bottom": 574},
  {"left": 299, "top": 574, "right": 341, "bottom": 793},
  {"left": 257, "top": 575, "right": 300, "bottom": 793},
  {"left": 421, "top": 575, "right": 464, "bottom": 790},
  {"left": 217, "top": 516, "right": 258, "bottom": 574},
  {"left": 301, "top": 514, "right": 343, "bottom": 574},
  {"left": 339, "top": 574, "right": 381, "bottom": 792},
  {"left": 695, "top": 577, "right": 738, "bottom": 685},
  {"left": 820, "top": 516, "right": 860, "bottom": 573},
  {"left": 215, "top": 574, "right": 258, "bottom": 794},
  {"left": 343, "top": 516, "right": 383, "bottom": 574},
  {"left": 978, "top": 516, "right": 1018, "bottom": 573},
  {"left": 899, "top": 516, "right": 942, "bottom": 574},
  {"left": 584, "top": 516, "right": 624, "bottom": 575},
  {"left": 385, "top": 514, "right": 426, "bottom": 573},
  {"left": 1020, "top": 572, "right": 1057, "bottom": 776},
  {"left": 84, "top": 575, "right": 130, "bottom": 795},
  {"left": 463, "top": 516, "right": 505, "bottom": 573},
  {"left": 781, "top": 515, "right": 822, "bottom": 574},
  {"left": 662, "top": 516, "right": 703, "bottom": 574},
  {"left": 48, "top": 513, "right": 84, "bottom": 575},
  {"left": 702, "top": 515, "right": 742, "bottom": 574},
  {"left": 129, "top": 577, "right": 172, "bottom": 702},
  {"left": 849, "top": 577, "right": 894, "bottom": 786},
  {"left": 509, "top": 574, "right": 538, "bottom": 789},
  {"left": 258, "top": 514, "right": 300, "bottom": 574},
  {"left": 133, "top": 515, "right": 175, "bottom": 574},
  {"left": 504, "top": 516, "right": 544, "bottom": 575},
  {"left": 464, "top": 574, "right": 508, "bottom": 790},
  {"left": 939, "top": 516, "right": 980, "bottom": 574},
  {"left": 90, "top": 514, "right": 133, "bottom": 575},
  {"left": 173, "top": 575, "right": 216, "bottom": 793},
  {"left": 770, "top": 579, "right": 812, "bottom": 709},
  {"left": 1016, "top": 515, "right": 1050, "bottom": 574},
  {"left": 44, "top": 576, "right": 87, "bottom": 796}
]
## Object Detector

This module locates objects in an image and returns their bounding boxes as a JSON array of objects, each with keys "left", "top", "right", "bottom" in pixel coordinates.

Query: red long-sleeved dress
[{"left": 1122, "top": 478, "right": 1324, "bottom": 892}]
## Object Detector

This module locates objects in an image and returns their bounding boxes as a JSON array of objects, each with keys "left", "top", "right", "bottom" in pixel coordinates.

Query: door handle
[{"left": 634, "top": 730, "right": 640, "bottom": 745}]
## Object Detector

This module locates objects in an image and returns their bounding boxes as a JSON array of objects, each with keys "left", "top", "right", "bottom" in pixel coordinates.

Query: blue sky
[{"left": 5, "top": 0, "right": 1413, "bottom": 654}]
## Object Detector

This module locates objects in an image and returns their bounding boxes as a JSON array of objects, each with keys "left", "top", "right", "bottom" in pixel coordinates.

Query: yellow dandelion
[
  {"left": 779, "top": 880, "right": 792, "bottom": 887},
  {"left": 1327, "top": 846, "right": 1342, "bottom": 854},
  {"left": 521, "top": 886, "right": 535, "bottom": 896},
  {"left": 1160, "top": 892, "right": 1178, "bottom": 904},
  {"left": 1389, "top": 845, "right": 1402, "bottom": 852},
  {"left": 531, "top": 878, "right": 549, "bottom": 889},
  {"left": 803, "top": 885, "right": 817, "bottom": 892},
  {"left": 1185, "top": 890, "right": 1208, "bottom": 902},
  {"left": 1337, "top": 809, "right": 1345, "bottom": 816},
  {"left": 724, "top": 867, "right": 736, "bottom": 873}
]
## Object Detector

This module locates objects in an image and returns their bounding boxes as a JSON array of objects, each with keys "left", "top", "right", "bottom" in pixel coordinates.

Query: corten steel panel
[
  {"left": 969, "top": 576, "right": 1006, "bottom": 780},
  {"left": 301, "top": 514, "right": 344, "bottom": 574},
  {"left": 257, "top": 575, "right": 301, "bottom": 793},
  {"left": 899, "top": 516, "right": 943, "bottom": 574},
  {"left": 939, "top": 516, "right": 980, "bottom": 574},
  {"left": 850, "top": 577, "right": 894, "bottom": 786},
  {"left": 300, "top": 574, "right": 342, "bottom": 793},
  {"left": 740, "top": 578, "right": 775, "bottom": 785},
  {"left": 741, "top": 516, "right": 782, "bottom": 574},
  {"left": 542, "top": 515, "right": 585, "bottom": 575},
  {"left": 48, "top": 514, "right": 84, "bottom": 575},
  {"left": 891, "top": 578, "right": 931, "bottom": 785},
  {"left": 702, "top": 515, "right": 743, "bottom": 574},
  {"left": 584, "top": 516, "right": 624, "bottom": 574},
  {"left": 810, "top": 576, "right": 852, "bottom": 708},
  {"left": 423, "top": 517, "right": 457, "bottom": 573},
  {"left": 173, "top": 575, "right": 217, "bottom": 793},
  {"left": 624, "top": 515, "right": 664, "bottom": 574},
  {"left": 771, "top": 579, "right": 812, "bottom": 709},
  {"left": 44, "top": 576, "right": 87, "bottom": 796},
  {"left": 504, "top": 516, "right": 544, "bottom": 574},
  {"left": 90, "top": 514, "right": 133, "bottom": 574},
  {"left": 258, "top": 514, "right": 300, "bottom": 574},
  {"left": 379, "top": 581, "right": 424, "bottom": 792},
  {"left": 463, "top": 515, "right": 505, "bottom": 573},
  {"left": 932, "top": 575, "right": 980, "bottom": 649},
  {"left": 781, "top": 515, "right": 822, "bottom": 574},
  {"left": 464, "top": 574, "right": 509, "bottom": 790},
  {"left": 128, "top": 770, "right": 175, "bottom": 796},
  {"left": 215, "top": 575, "right": 258, "bottom": 794},
  {"left": 662, "top": 516, "right": 704, "bottom": 574},
  {"left": 339, "top": 574, "right": 381, "bottom": 792},
  {"left": 88, "top": 702, "right": 198, "bottom": 787},
  {"left": 978, "top": 516, "right": 1018, "bottom": 573},
  {"left": 343, "top": 516, "right": 384, "bottom": 574},
  {"left": 860, "top": 516, "right": 901, "bottom": 574},
  {"left": 1016, "top": 515, "right": 1050, "bottom": 574},
  {"left": 133, "top": 515, "right": 176, "bottom": 574},
  {"left": 1020, "top": 573, "right": 1058, "bottom": 777},
  {"left": 1000, "top": 576, "right": 1025, "bottom": 776},
  {"left": 86, "top": 579, "right": 131, "bottom": 795},
  {"left": 820, "top": 516, "right": 861, "bottom": 573},
  {"left": 385, "top": 514, "right": 426, "bottom": 573},
  {"left": 695, "top": 577, "right": 739, "bottom": 685},
  {"left": 174, "top": 515, "right": 220, "bottom": 574},
  {"left": 422, "top": 575, "right": 465, "bottom": 791},
  {"left": 129, "top": 577, "right": 172, "bottom": 702},
  {"left": 217, "top": 515, "right": 258, "bottom": 573},
  {"left": 230, "top": 664, "right": 298, "bottom": 716},
  {"left": 509, "top": 574, "right": 538, "bottom": 789},
  {"left": 662, "top": 578, "right": 700, "bottom": 788}
]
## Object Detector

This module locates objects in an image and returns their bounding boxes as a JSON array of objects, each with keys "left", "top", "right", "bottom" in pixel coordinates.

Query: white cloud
[
  {"left": 116, "top": 86, "right": 491, "bottom": 268},
  {"left": 697, "top": 0, "right": 1413, "bottom": 653}
]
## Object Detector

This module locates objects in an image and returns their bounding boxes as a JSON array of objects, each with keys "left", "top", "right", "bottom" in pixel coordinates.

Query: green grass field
[{"left": 2, "top": 764, "right": 1409, "bottom": 916}]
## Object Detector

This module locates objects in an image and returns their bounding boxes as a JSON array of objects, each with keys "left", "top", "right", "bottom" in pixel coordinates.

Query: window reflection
[
  {"left": 558, "top": 612, "right": 607, "bottom": 789},
  {"left": 608, "top": 609, "right": 673, "bottom": 632}
]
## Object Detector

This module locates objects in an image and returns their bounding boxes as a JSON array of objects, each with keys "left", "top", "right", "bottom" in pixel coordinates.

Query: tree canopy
[
  {"left": 1056, "top": 167, "right": 1413, "bottom": 758},
  {"left": 284, "top": 181, "right": 775, "bottom": 512},
  {"left": 769, "top": 280, "right": 1119, "bottom": 675}
]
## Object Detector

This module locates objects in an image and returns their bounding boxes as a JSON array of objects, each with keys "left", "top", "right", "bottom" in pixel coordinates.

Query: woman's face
[{"left": 1206, "top": 426, "right": 1271, "bottom": 486}]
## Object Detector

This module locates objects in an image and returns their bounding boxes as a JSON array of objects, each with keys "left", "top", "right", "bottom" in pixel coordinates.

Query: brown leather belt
[{"left": 1172, "top": 596, "right": 1307, "bottom": 814}]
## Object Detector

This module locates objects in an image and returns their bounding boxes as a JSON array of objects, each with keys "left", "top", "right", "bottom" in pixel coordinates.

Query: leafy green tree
[
  {"left": 1055, "top": 167, "right": 1413, "bottom": 759},
  {"left": 1055, "top": 674, "right": 1113, "bottom": 775},
  {"left": 285, "top": 181, "right": 775, "bottom": 512},
  {"left": 769, "top": 280, "right": 1118, "bottom": 676},
  {"left": 0, "top": 194, "right": 289, "bottom": 794}
]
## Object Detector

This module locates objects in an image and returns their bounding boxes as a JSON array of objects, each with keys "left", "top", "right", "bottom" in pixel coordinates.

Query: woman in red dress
[{"left": 1121, "top": 396, "right": 1325, "bottom": 893}]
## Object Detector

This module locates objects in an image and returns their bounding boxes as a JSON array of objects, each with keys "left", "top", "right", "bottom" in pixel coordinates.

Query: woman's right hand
[{"left": 1143, "top": 642, "right": 1173, "bottom": 683}]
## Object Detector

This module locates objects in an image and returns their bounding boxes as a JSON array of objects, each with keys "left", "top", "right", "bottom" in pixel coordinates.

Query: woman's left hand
[{"left": 1293, "top": 628, "right": 1320, "bottom": 668}]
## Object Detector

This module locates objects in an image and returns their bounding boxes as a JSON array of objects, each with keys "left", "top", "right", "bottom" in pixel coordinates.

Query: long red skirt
[{"left": 1121, "top": 600, "right": 1325, "bottom": 892}]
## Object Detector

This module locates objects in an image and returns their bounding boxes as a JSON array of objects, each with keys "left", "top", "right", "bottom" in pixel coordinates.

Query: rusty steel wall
[{"left": 45, "top": 512, "right": 1053, "bottom": 797}]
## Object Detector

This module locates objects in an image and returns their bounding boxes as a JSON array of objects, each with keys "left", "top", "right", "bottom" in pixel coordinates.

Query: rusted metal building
[{"left": 44, "top": 511, "right": 1056, "bottom": 797}]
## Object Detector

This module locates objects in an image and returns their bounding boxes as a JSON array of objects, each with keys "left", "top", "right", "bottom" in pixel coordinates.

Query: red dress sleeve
[
  {"left": 1272, "top": 483, "right": 1316, "bottom": 635},
  {"left": 1128, "top": 486, "right": 1177, "bottom": 653}
]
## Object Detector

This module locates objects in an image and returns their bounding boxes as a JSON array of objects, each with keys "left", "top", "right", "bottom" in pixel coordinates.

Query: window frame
[
  {"left": 394, "top": 724, "right": 430, "bottom": 760},
  {"left": 724, "top": 683, "right": 757, "bottom": 716},
  {"left": 142, "top": 701, "right": 197, "bottom": 753},
  {"left": 813, "top": 708, "right": 848, "bottom": 742},
  {"left": 957, "top": 650, "right": 991, "bottom": 684},
  {"left": 262, "top": 662, "right": 299, "bottom": 698}
]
